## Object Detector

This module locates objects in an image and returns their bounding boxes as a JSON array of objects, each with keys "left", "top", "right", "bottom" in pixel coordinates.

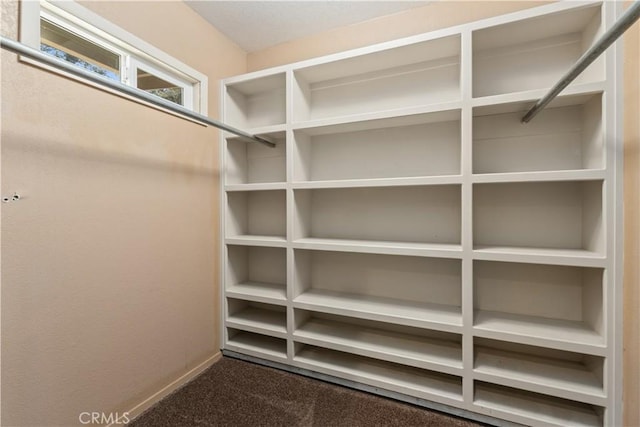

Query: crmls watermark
[{"left": 79, "top": 412, "right": 130, "bottom": 425}]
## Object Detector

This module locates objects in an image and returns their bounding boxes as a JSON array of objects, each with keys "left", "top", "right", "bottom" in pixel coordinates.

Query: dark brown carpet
[{"left": 131, "top": 357, "right": 484, "bottom": 427}]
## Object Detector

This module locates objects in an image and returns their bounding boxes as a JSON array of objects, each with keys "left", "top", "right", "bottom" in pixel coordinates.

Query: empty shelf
[
  {"left": 294, "top": 289, "right": 462, "bottom": 332},
  {"left": 473, "top": 246, "right": 605, "bottom": 268},
  {"left": 472, "top": 170, "right": 605, "bottom": 184},
  {"left": 226, "top": 235, "right": 287, "bottom": 247},
  {"left": 471, "top": 82, "right": 606, "bottom": 109},
  {"left": 474, "top": 382, "right": 603, "bottom": 427},
  {"left": 474, "top": 310, "right": 604, "bottom": 355},
  {"left": 295, "top": 317, "right": 462, "bottom": 374},
  {"left": 225, "top": 73, "right": 286, "bottom": 128},
  {"left": 225, "top": 183, "right": 287, "bottom": 192},
  {"left": 294, "top": 345, "right": 463, "bottom": 404},
  {"left": 227, "top": 306, "right": 287, "bottom": 336},
  {"left": 226, "top": 282, "right": 287, "bottom": 304},
  {"left": 475, "top": 347, "right": 604, "bottom": 404},
  {"left": 291, "top": 176, "right": 462, "bottom": 189},
  {"left": 292, "top": 102, "right": 462, "bottom": 131},
  {"left": 293, "top": 238, "right": 462, "bottom": 258},
  {"left": 224, "top": 124, "right": 287, "bottom": 137},
  {"left": 226, "top": 331, "right": 287, "bottom": 361}
]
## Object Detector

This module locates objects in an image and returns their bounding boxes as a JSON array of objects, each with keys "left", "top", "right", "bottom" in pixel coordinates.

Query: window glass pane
[
  {"left": 40, "top": 18, "right": 120, "bottom": 80},
  {"left": 136, "top": 68, "right": 184, "bottom": 105}
]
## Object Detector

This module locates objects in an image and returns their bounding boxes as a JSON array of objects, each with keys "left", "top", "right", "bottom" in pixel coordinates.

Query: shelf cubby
[
  {"left": 474, "top": 338, "right": 605, "bottom": 403},
  {"left": 293, "top": 250, "right": 462, "bottom": 331},
  {"left": 225, "top": 73, "right": 286, "bottom": 128},
  {"left": 474, "top": 382, "right": 604, "bottom": 427},
  {"left": 226, "top": 245, "right": 286, "bottom": 304},
  {"left": 226, "top": 299, "right": 287, "bottom": 337},
  {"left": 226, "top": 130, "right": 286, "bottom": 185},
  {"left": 294, "top": 310, "right": 463, "bottom": 374},
  {"left": 226, "top": 329, "right": 288, "bottom": 361},
  {"left": 473, "top": 4, "right": 603, "bottom": 98},
  {"left": 473, "top": 261, "right": 604, "bottom": 352},
  {"left": 293, "top": 110, "right": 460, "bottom": 182},
  {"left": 293, "top": 185, "right": 461, "bottom": 247},
  {"left": 473, "top": 181, "right": 603, "bottom": 256},
  {"left": 226, "top": 190, "right": 286, "bottom": 241},
  {"left": 292, "top": 35, "right": 460, "bottom": 122},
  {"left": 473, "top": 93, "right": 603, "bottom": 174},
  {"left": 294, "top": 344, "right": 463, "bottom": 404}
]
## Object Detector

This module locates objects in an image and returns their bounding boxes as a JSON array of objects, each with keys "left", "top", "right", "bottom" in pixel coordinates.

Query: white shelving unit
[{"left": 221, "top": 2, "right": 622, "bottom": 426}]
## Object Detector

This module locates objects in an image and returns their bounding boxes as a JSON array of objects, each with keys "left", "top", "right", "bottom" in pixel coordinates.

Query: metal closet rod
[
  {"left": 522, "top": 1, "right": 640, "bottom": 124},
  {"left": 0, "top": 36, "right": 275, "bottom": 148}
]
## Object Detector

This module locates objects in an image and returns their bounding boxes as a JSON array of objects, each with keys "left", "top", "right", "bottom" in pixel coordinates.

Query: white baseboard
[{"left": 110, "top": 351, "right": 222, "bottom": 426}]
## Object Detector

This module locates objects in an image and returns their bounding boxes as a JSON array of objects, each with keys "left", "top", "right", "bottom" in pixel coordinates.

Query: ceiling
[{"left": 185, "top": 1, "right": 431, "bottom": 53}]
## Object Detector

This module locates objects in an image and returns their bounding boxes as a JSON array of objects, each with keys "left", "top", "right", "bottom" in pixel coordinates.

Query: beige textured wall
[
  {"left": 0, "top": 1, "right": 245, "bottom": 425},
  {"left": 247, "top": 1, "right": 640, "bottom": 425}
]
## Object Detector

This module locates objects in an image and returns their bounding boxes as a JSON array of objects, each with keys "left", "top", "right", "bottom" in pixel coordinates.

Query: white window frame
[
  {"left": 129, "top": 57, "right": 194, "bottom": 111},
  {"left": 39, "top": 10, "right": 128, "bottom": 81},
  {"left": 20, "top": 0, "right": 208, "bottom": 114}
]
